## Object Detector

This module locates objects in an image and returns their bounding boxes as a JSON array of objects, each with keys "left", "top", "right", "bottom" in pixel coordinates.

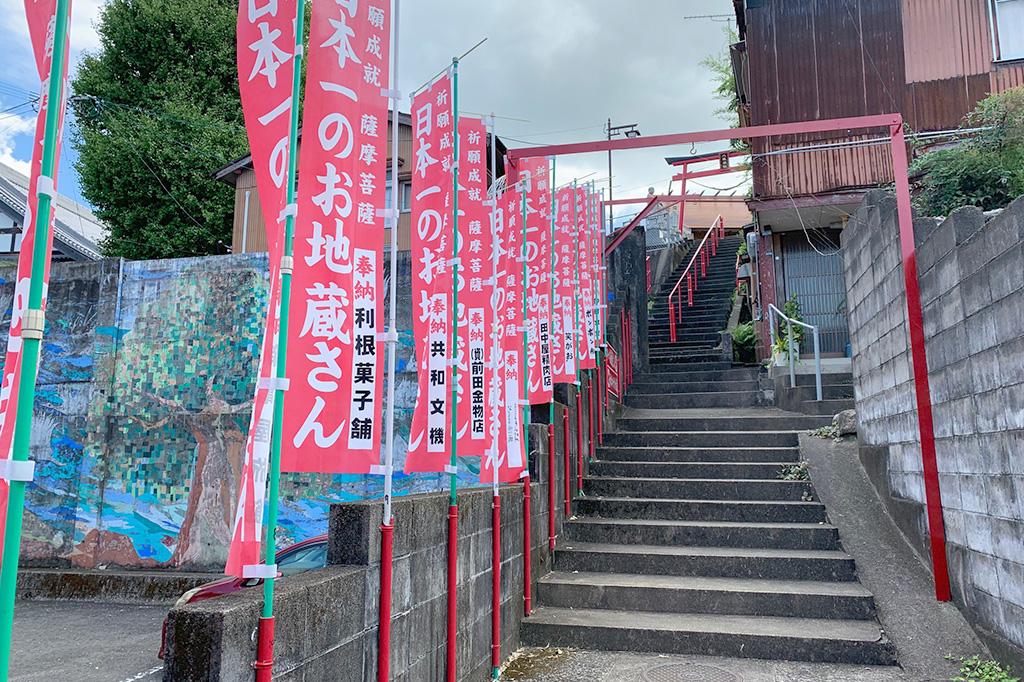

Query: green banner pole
[
  {"left": 448, "top": 56, "right": 460, "bottom": 511},
  {"left": 0, "top": 1, "right": 72, "bottom": 675},
  {"left": 252, "top": 2, "right": 305, "bottom": 678},
  {"left": 445, "top": 56, "right": 461, "bottom": 682}
]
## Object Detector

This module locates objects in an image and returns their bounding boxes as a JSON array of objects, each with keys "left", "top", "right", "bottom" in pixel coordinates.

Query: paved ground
[
  {"left": 801, "top": 433, "right": 984, "bottom": 680},
  {"left": 503, "top": 648, "right": 910, "bottom": 681},
  {"left": 10, "top": 601, "right": 166, "bottom": 682}
]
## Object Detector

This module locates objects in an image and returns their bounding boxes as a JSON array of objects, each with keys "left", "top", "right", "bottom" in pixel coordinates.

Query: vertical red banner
[
  {"left": 481, "top": 188, "right": 526, "bottom": 483},
  {"left": 405, "top": 74, "right": 454, "bottom": 473},
  {"left": 455, "top": 117, "right": 490, "bottom": 458},
  {"left": 520, "top": 158, "right": 553, "bottom": 404},
  {"left": 0, "top": 0, "right": 71, "bottom": 568},
  {"left": 280, "top": 0, "right": 390, "bottom": 474},
  {"left": 552, "top": 186, "right": 577, "bottom": 383},
  {"left": 226, "top": 0, "right": 297, "bottom": 577},
  {"left": 576, "top": 187, "right": 595, "bottom": 369}
]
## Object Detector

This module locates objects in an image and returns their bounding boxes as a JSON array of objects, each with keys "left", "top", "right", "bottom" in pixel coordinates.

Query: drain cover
[{"left": 643, "top": 663, "right": 741, "bottom": 682}]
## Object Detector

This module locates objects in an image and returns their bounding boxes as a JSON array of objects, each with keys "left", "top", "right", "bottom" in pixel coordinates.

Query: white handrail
[{"left": 767, "top": 303, "right": 822, "bottom": 402}]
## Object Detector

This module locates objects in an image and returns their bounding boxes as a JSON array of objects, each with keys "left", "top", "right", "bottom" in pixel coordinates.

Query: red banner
[
  {"left": 606, "top": 344, "right": 620, "bottom": 399},
  {"left": 582, "top": 189, "right": 601, "bottom": 364},
  {"left": 455, "top": 117, "right": 491, "bottom": 458},
  {"left": 226, "top": 0, "right": 297, "bottom": 577},
  {"left": 481, "top": 189, "right": 526, "bottom": 483},
  {"left": 551, "top": 186, "right": 576, "bottom": 383},
  {"left": 520, "top": 158, "right": 553, "bottom": 404},
  {"left": 576, "top": 187, "right": 595, "bottom": 370},
  {"left": 0, "top": 0, "right": 71, "bottom": 569},
  {"left": 591, "top": 191, "right": 606, "bottom": 351},
  {"left": 279, "top": 0, "right": 390, "bottom": 473},
  {"left": 405, "top": 74, "right": 454, "bottom": 473}
]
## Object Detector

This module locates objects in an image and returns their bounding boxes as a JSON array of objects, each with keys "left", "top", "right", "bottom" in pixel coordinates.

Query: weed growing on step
[
  {"left": 946, "top": 655, "right": 1019, "bottom": 682},
  {"left": 809, "top": 423, "right": 841, "bottom": 441},
  {"left": 778, "top": 462, "right": 810, "bottom": 481}
]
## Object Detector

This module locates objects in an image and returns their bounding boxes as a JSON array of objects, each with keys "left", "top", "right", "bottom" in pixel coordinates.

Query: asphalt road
[{"left": 10, "top": 600, "right": 167, "bottom": 682}]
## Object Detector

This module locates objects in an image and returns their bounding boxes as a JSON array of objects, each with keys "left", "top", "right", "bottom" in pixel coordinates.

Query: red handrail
[
  {"left": 645, "top": 255, "right": 652, "bottom": 292},
  {"left": 667, "top": 216, "right": 725, "bottom": 343}
]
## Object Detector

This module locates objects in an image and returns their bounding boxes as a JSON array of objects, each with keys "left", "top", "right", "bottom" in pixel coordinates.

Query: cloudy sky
[{"left": 0, "top": 0, "right": 747, "bottom": 221}]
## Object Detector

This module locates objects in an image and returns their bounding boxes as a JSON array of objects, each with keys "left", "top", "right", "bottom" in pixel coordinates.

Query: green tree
[
  {"left": 700, "top": 26, "right": 741, "bottom": 125},
  {"left": 911, "top": 87, "right": 1024, "bottom": 216},
  {"left": 71, "top": 0, "right": 247, "bottom": 260}
]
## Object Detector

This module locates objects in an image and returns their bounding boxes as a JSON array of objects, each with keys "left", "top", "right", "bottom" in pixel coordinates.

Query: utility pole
[{"left": 606, "top": 119, "right": 641, "bottom": 232}]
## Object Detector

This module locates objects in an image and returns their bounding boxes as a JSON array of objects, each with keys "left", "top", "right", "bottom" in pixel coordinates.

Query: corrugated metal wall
[
  {"left": 743, "top": 0, "right": 1022, "bottom": 200},
  {"left": 779, "top": 229, "right": 849, "bottom": 354}
]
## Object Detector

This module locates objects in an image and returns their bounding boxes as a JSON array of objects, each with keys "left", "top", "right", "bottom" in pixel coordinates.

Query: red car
[{"left": 158, "top": 534, "right": 328, "bottom": 659}]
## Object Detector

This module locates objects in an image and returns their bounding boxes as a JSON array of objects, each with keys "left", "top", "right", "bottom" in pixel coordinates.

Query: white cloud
[{"left": 0, "top": 103, "right": 36, "bottom": 176}]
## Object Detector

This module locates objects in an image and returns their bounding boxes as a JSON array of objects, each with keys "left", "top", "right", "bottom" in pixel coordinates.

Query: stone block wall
[
  {"left": 163, "top": 412, "right": 587, "bottom": 681},
  {"left": 841, "top": 190, "right": 1024, "bottom": 665}
]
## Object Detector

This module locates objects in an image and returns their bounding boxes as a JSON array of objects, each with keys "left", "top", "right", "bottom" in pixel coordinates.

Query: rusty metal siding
[
  {"left": 991, "top": 60, "right": 1024, "bottom": 91},
  {"left": 902, "top": 0, "right": 993, "bottom": 82},
  {"left": 742, "top": 0, "right": 1019, "bottom": 200},
  {"left": 753, "top": 134, "right": 894, "bottom": 198}
]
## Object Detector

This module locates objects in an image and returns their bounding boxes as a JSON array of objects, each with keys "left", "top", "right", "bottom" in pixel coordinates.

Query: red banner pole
[
  {"left": 890, "top": 123, "right": 951, "bottom": 601},
  {"left": 575, "top": 391, "right": 584, "bottom": 494},
  {"left": 562, "top": 409, "right": 571, "bottom": 515},
  {"left": 378, "top": 3, "right": 402, "bottom": 678}
]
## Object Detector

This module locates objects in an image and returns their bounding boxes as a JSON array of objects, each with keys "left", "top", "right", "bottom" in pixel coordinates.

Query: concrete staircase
[
  {"left": 522, "top": 237, "right": 897, "bottom": 666},
  {"left": 775, "top": 371, "right": 856, "bottom": 416}
]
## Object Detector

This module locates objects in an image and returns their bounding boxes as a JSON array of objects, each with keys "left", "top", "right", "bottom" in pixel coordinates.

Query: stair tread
[
  {"left": 569, "top": 517, "right": 836, "bottom": 531},
  {"left": 586, "top": 476, "right": 807, "bottom": 484},
  {"left": 539, "top": 571, "right": 872, "bottom": 597},
  {"left": 525, "top": 607, "right": 884, "bottom": 642},
  {"left": 559, "top": 541, "right": 850, "bottom": 561},
  {"left": 583, "top": 495, "right": 822, "bottom": 507}
]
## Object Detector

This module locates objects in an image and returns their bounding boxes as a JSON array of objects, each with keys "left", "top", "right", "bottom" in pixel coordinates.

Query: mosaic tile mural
[{"left": 0, "top": 252, "right": 485, "bottom": 571}]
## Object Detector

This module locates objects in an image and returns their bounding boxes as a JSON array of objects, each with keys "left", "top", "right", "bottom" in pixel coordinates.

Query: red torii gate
[{"left": 505, "top": 113, "right": 952, "bottom": 602}]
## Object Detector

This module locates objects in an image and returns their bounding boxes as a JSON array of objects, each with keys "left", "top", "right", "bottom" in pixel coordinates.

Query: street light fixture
[{"left": 607, "top": 118, "right": 641, "bottom": 232}]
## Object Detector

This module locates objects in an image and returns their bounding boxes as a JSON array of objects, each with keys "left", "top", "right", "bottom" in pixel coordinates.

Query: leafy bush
[
  {"left": 948, "top": 655, "right": 1019, "bottom": 682},
  {"left": 778, "top": 462, "right": 810, "bottom": 481},
  {"left": 731, "top": 321, "right": 756, "bottom": 364},
  {"left": 912, "top": 87, "right": 1024, "bottom": 217}
]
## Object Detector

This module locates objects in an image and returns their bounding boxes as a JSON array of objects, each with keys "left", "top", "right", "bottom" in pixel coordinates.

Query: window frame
[{"left": 990, "top": 0, "right": 1024, "bottom": 62}]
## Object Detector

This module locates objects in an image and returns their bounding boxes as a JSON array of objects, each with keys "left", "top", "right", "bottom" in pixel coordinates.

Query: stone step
[
  {"left": 521, "top": 607, "right": 896, "bottom": 665},
  {"left": 636, "top": 361, "right": 734, "bottom": 373},
  {"left": 628, "top": 380, "right": 760, "bottom": 394},
  {"left": 552, "top": 542, "right": 854, "bottom": 581},
  {"left": 589, "top": 460, "right": 792, "bottom": 479},
  {"left": 798, "top": 398, "right": 856, "bottom": 416},
  {"left": 603, "top": 431, "right": 799, "bottom": 448},
  {"left": 615, "top": 415, "right": 831, "bottom": 432},
  {"left": 584, "top": 477, "right": 814, "bottom": 502},
  {"left": 626, "top": 392, "right": 759, "bottom": 408},
  {"left": 537, "top": 572, "right": 876, "bottom": 620},
  {"left": 575, "top": 496, "right": 826, "bottom": 523},
  {"left": 780, "top": 383, "right": 856, "bottom": 401},
  {"left": 648, "top": 352, "right": 725, "bottom": 364},
  {"left": 564, "top": 517, "right": 841, "bottom": 550},
  {"left": 595, "top": 446, "right": 801, "bottom": 463},
  {"left": 632, "top": 368, "right": 760, "bottom": 382}
]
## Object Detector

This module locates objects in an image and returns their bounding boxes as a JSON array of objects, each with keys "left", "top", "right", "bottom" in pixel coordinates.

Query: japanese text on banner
[
  {"left": 405, "top": 74, "right": 454, "bottom": 473},
  {"left": 456, "top": 117, "right": 491, "bottom": 457},
  {"left": 551, "top": 186, "right": 577, "bottom": 383},
  {"left": 226, "top": 0, "right": 298, "bottom": 577},
  {"left": 481, "top": 188, "right": 525, "bottom": 483},
  {"left": 280, "top": 0, "right": 390, "bottom": 474},
  {"left": 520, "top": 158, "right": 553, "bottom": 404}
]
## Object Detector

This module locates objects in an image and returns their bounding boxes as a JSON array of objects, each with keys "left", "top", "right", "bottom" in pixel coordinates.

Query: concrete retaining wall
[
  {"left": 162, "top": 412, "right": 589, "bottom": 680},
  {"left": 841, "top": 190, "right": 1024, "bottom": 666}
]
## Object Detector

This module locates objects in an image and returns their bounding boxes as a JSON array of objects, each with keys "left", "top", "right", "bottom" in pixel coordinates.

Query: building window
[
  {"left": 384, "top": 171, "right": 413, "bottom": 213},
  {"left": 992, "top": 0, "right": 1024, "bottom": 61}
]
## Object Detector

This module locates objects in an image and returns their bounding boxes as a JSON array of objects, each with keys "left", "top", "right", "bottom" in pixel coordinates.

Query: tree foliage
[
  {"left": 700, "top": 26, "right": 741, "bottom": 124},
  {"left": 911, "top": 87, "right": 1024, "bottom": 216},
  {"left": 71, "top": 0, "right": 247, "bottom": 260}
]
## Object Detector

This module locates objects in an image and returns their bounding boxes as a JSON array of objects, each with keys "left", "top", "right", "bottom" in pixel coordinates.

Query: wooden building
[
  {"left": 215, "top": 112, "right": 506, "bottom": 253},
  {"left": 731, "top": 0, "right": 1024, "bottom": 355}
]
